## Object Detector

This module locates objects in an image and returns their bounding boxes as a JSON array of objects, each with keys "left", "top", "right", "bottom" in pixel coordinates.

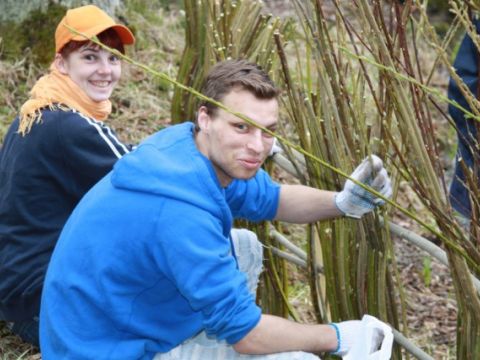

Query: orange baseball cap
[{"left": 55, "top": 5, "right": 135, "bottom": 53}]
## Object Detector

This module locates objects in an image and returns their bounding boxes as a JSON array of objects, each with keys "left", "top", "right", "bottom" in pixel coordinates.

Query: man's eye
[
  {"left": 235, "top": 124, "right": 248, "bottom": 132},
  {"left": 263, "top": 131, "right": 274, "bottom": 138}
]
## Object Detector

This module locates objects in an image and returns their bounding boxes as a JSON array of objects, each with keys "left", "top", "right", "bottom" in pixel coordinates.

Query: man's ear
[
  {"left": 54, "top": 54, "right": 69, "bottom": 75},
  {"left": 197, "top": 106, "right": 211, "bottom": 133}
]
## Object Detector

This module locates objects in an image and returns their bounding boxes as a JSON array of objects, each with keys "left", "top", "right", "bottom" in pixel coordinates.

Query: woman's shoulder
[
  {"left": 40, "top": 107, "right": 87, "bottom": 123},
  {"left": 40, "top": 107, "right": 106, "bottom": 133}
]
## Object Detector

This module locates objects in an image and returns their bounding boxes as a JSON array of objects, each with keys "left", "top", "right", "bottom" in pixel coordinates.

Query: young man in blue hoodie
[{"left": 40, "top": 60, "right": 392, "bottom": 359}]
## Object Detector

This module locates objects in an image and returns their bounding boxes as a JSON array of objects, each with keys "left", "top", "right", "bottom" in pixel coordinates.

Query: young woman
[{"left": 0, "top": 5, "right": 135, "bottom": 346}]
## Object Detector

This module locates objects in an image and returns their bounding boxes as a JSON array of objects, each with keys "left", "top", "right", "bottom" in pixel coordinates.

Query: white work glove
[
  {"left": 269, "top": 138, "right": 283, "bottom": 156},
  {"left": 329, "top": 320, "right": 362, "bottom": 356},
  {"left": 330, "top": 315, "right": 392, "bottom": 358},
  {"left": 335, "top": 155, "right": 392, "bottom": 219}
]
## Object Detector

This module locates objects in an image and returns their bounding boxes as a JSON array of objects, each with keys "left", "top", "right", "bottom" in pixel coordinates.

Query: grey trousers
[{"left": 153, "top": 229, "right": 319, "bottom": 360}]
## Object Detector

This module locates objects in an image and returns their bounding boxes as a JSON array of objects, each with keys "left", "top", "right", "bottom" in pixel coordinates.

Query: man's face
[{"left": 196, "top": 88, "right": 278, "bottom": 187}]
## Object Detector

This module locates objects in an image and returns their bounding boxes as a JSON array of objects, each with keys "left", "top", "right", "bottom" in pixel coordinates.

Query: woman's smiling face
[{"left": 55, "top": 43, "right": 121, "bottom": 102}]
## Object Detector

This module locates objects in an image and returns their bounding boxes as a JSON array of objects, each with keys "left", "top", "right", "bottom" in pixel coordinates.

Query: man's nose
[{"left": 246, "top": 131, "right": 265, "bottom": 154}]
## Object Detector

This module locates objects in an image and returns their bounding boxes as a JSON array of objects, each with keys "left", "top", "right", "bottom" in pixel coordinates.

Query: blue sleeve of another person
[{"left": 449, "top": 19, "right": 480, "bottom": 217}]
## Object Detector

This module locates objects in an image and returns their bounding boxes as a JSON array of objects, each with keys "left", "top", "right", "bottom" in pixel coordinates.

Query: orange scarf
[{"left": 18, "top": 63, "right": 112, "bottom": 135}]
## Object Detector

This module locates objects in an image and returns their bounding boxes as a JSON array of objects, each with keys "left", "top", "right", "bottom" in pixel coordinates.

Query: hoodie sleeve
[
  {"left": 225, "top": 168, "right": 280, "bottom": 221},
  {"left": 58, "top": 111, "right": 133, "bottom": 198},
  {"left": 448, "top": 19, "right": 480, "bottom": 216},
  {"left": 156, "top": 202, "right": 262, "bottom": 345},
  {"left": 448, "top": 19, "right": 480, "bottom": 155}
]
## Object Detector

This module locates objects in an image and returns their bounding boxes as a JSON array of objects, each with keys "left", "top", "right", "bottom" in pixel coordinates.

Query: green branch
[{"left": 339, "top": 45, "right": 480, "bottom": 122}]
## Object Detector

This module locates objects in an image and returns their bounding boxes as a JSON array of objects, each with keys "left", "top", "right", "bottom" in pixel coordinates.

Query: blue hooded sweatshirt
[{"left": 40, "top": 122, "right": 280, "bottom": 359}]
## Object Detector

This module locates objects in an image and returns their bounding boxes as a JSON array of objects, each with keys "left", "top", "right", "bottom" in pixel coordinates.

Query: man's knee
[
  {"left": 230, "top": 228, "right": 264, "bottom": 294},
  {"left": 230, "top": 229, "right": 263, "bottom": 266}
]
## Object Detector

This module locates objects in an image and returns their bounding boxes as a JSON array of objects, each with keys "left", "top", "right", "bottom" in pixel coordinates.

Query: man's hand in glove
[
  {"left": 335, "top": 155, "right": 392, "bottom": 219},
  {"left": 329, "top": 315, "right": 393, "bottom": 358}
]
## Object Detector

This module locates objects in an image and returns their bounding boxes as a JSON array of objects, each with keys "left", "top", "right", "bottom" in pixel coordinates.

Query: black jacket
[{"left": 0, "top": 108, "right": 131, "bottom": 320}]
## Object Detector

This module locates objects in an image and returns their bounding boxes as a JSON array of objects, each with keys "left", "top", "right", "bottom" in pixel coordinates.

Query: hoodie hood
[{"left": 110, "top": 122, "right": 231, "bottom": 227}]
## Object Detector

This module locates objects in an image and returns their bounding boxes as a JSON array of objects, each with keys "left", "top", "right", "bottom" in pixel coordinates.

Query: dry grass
[
  {"left": 0, "top": 321, "right": 38, "bottom": 360},
  {"left": 0, "top": 59, "right": 40, "bottom": 141}
]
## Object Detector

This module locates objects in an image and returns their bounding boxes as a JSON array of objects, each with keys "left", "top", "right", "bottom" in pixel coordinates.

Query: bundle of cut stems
[{"left": 274, "top": 0, "right": 480, "bottom": 358}]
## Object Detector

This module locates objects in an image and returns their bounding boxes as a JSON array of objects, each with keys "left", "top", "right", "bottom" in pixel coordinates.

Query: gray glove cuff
[{"left": 334, "top": 192, "right": 365, "bottom": 219}]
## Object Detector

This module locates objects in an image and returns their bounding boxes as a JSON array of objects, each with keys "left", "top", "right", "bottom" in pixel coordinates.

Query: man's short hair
[{"left": 198, "top": 59, "right": 279, "bottom": 117}]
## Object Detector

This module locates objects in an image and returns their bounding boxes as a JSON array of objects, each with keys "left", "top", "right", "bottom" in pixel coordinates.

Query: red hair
[{"left": 60, "top": 28, "right": 125, "bottom": 58}]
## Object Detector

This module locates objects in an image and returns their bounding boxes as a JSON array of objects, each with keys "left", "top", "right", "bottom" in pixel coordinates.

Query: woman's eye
[
  {"left": 83, "top": 54, "right": 96, "bottom": 61},
  {"left": 109, "top": 55, "right": 120, "bottom": 63}
]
